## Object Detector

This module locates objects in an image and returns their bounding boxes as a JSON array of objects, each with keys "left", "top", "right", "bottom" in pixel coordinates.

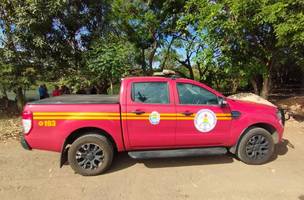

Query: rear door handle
[
  {"left": 182, "top": 111, "right": 193, "bottom": 116},
  {"left": 131, "top": 110, "right": 145, "bottom": 115}
]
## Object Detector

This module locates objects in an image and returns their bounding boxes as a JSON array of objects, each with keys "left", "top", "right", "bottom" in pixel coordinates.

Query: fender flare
[
  {"left": 59, "top": 127, "right": 119, "bottom": 167},
  {"left": 229, "top": 123, "right": 278, "bottom": 154}
]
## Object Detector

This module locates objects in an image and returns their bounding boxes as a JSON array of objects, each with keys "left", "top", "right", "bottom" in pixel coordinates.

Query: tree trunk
[
  {"left": 197, "top": 64, "right": 209, "bottom": 82},
  {"left": 141, "top": 48, "right": 147, "bottom": 75},
  {"left": 187, "top": 65, "right": 195, "bottom": 80},
  {"left": 260, "top": 55, "right": 275, "bottom": 99},
  {"left": 161, "top": 37, "right": 175, "bottom": 70},
  {"left": 176, "top": 58, "right": 194, "bottom": 80},
  {"left": 110, "top": 80, "right": 113, "bottom": 95},
  {"left": 15, "top": 87, "right": 25, "bottom": 112},
  {"left": 250, "top": 77, "right": 259, "bottom": 95},
  {"left": 197, "top": 62, "right": 203, "bottom": 81},
  {"left": 260, "top": 75, "right": 271, "bottom": 99},
  {"left": 231, "top": 79, "right": 239, "bottom": 94},
  {"left": 148, "top": 41, "right": 157, "bottom": 73}
]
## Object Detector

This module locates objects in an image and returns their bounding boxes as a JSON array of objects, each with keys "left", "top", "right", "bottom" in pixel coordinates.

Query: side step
[{"left": 128, "top": 147, "right": 227, "bottom": 159}]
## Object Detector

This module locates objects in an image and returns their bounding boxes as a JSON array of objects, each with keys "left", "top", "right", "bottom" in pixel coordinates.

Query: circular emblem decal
[
  {"left": 149, "top": 111, "right": 160, "bottom": 125},
  {"left": 194, "top": 109, "right": 217, "bottom": 133}
]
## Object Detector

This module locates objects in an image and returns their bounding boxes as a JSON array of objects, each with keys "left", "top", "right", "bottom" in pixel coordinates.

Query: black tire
[
  {"left": 68, "top": 134, "right": 114, "bottom": 176},
  {"left": 237, "top": 127, "right": 274, "bottom": 165}
]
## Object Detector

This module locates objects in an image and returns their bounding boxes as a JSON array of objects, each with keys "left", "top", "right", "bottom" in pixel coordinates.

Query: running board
[{"left": 128, "top": 147, "right": 227, "bottom": 159}]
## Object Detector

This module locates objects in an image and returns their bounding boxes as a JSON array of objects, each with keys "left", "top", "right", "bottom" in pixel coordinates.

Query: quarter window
[
  {"left": 177, "top": 83, "right": 219, "bottom": 105},
  {"left": 132, "top": 82, "right": 169, "bottom": 104}
]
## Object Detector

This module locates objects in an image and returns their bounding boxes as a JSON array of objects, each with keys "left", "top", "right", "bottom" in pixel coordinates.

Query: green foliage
[
  {"left": 257, "top": 0, "right": 304, "bottom": 47},
  {"left": 112, "top": 0, "right": 186, "bottom": 73},
  {"left": 0, "top": 0, "right": 113, "bottom": 77},
  {"left": 0, "top": 45, "right": 38, "bottom": 109},
  {"left": 56, "top": 35, "right": 136, "bottom": 94},
  {"left": 0, "top": 0, "right": 114, "bottom": 102},
  {"left": 0, "top": 0, "right": 303, "bottom": 103},
  {"left": 86, "top": 35, "right": 136, "bottom": 85},
  {"left": 180, "top": 0, "right": 304, "bottom": 97}
]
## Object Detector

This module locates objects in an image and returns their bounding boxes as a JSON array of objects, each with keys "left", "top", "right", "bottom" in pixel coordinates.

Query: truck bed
[{"left": 28, "top": 95, "right": 119, "bottom": 105}]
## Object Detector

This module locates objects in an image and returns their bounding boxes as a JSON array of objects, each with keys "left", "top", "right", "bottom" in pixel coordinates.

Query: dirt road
[{"left": 0, "top": 121, "right": 303, "bottom": 200}]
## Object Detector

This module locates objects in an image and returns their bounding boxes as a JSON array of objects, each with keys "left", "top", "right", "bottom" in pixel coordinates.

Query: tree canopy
[{"left": 0, "top": 0, "right": 303, "bottom": 110}]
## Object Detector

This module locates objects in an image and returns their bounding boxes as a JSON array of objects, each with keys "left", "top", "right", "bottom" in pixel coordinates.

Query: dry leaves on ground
[{"left": 0, "top": 117, "right": 23, "bottom": 141}]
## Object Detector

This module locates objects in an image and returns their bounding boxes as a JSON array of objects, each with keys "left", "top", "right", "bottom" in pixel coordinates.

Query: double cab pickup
[{"left": 21, "top": 76, "right": 284, "bottom": 176}]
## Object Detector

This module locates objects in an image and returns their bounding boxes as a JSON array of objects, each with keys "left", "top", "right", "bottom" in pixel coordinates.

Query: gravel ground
[{"left": 0, "top": 120, "right": 303, "bottom": 200}]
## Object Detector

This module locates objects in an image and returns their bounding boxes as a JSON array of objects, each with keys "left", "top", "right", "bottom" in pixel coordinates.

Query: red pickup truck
[{"left": 21, "top": 76, "right": 284, "bottom": 176}]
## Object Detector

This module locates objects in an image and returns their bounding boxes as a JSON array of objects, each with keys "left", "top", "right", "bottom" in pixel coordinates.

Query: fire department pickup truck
[{"left": 21, "top": 75, "right": 284, "bottom": 176}]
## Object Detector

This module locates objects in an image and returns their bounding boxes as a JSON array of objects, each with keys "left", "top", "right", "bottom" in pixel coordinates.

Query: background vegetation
[{"left": 0, "top": 0, "right": 303, "bottom": 111}]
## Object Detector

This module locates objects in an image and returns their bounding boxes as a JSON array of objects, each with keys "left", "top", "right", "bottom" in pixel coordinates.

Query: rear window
[{"left": 131, "top": 82, "right": 169, "bottom": 104}]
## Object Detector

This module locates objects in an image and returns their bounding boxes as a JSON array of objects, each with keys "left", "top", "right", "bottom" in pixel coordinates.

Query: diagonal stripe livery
[{"left": 33, "top": 112, "right": 232, "bottom": 121}]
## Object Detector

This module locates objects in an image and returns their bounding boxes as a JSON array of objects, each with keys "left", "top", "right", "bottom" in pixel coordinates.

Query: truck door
[
  {"left": 174, "top": 81, "right": 231, "bottom": 146},
  {"left": 125, "top": 80, "right": 176, "bottom": 148}
]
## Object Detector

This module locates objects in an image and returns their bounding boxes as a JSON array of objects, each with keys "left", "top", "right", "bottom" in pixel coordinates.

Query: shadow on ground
[
  {"left": 141, "top": 155, "right": 233, "bottom": 169},
  {"left": 292, "top": 114, "right": 304, "bottom": 122},
  {"left": 108, "top": 139, "right": 292, "bottom": 174},
  {"left": 270, "top": 138, "right": 293, "bottom": 162},
  {"left": 108, "top": 152, "right": 234, "bottom": 174}
]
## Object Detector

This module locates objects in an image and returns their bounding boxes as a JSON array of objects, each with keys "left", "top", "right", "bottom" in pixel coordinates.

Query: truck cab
[{"left": 121, "top": 77, "right": 232, "bottom": 149}]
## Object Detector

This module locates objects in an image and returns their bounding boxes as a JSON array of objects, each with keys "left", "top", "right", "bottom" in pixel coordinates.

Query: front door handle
[
  {"left": 131, "top": 110, "right": 145, "bottom": 115},
  {"left": 182, "top": 111, "right": 193, "bottom": 116}
]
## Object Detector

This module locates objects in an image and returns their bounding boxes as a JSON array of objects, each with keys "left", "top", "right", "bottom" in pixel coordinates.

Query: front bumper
[{"left": 20, "top": 137, "right": 32, "bottom": 150}]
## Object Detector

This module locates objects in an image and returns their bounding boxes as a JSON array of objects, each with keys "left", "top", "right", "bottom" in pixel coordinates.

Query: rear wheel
[
  {"left": 68, "top": 134, "right": 113, "bottom": 176},
  {"left": 237, "top": 127, "right": 274, "bottom": 165}
]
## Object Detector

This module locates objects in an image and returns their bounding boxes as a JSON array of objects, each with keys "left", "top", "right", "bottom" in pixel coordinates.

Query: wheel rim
[
  {"left": 75, "top": 143, "right": 104, "bottom": 170},
  {"left": 245, "top": 134, "right": 270, "bottom": 160}
]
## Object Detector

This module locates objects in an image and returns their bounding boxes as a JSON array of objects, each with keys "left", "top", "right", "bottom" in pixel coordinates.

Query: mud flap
[{"left": 59, "top": 144, "right": 69, "bottom": 168}]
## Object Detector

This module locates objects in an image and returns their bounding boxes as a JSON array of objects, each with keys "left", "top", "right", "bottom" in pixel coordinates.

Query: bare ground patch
[{"left": 0, "top": 117, "right": 22, "bottom": 141}]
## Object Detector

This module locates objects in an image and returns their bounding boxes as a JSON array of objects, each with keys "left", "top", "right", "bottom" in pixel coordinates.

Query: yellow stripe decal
[
  {"left": 33, "top": 112, "right": 120, "bottom": 116},
  {"left": 33, "top": 112, "right": 232, "bottom": 120},
  {"left": 33, "top": 116, "right": 120, "bottom": 120}
]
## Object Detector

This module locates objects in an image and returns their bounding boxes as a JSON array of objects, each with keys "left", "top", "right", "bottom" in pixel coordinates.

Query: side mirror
[{"left": 218, "top": 97, "right": 228, "bottom": 107}]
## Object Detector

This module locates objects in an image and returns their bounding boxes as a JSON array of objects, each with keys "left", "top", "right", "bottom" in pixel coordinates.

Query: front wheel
[
  {"left": 68, "top": 134, "right": 114, "bottom": 176},
  {"left": 237, "top": 127, "right": 274, "bottom": 165}
]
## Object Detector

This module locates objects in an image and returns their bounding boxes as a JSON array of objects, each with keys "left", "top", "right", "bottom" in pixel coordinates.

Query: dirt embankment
[
  {"left": 276, "top": 96, "right": 304, "bottom": 121},
  {"left": 228, "top": 93, "right": 304, "bottom": 122}
]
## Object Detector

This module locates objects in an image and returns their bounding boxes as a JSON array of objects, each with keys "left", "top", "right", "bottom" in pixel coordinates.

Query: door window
[
  {"left": 131, "top": 82, "right": 169, "bottom": 104},
  {"left": 177, "top": 83, "right": 218, "bottom": 105}
]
